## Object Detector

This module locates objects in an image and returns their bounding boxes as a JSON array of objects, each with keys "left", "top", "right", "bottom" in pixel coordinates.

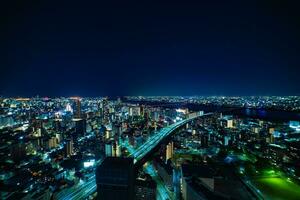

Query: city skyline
[
  {"left": 1, "top": 2, "right": 300, "bottom": 200},
  {"left": 1, "top": 96, "right": 300, "bottom": 200}
]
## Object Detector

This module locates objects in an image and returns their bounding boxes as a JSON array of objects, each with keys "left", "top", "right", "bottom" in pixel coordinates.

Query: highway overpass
[{"left": 129, "top": 112, "right": 213, "bottom": 167}]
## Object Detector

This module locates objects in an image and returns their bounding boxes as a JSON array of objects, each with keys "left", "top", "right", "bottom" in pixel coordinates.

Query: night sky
[{"left": 1, "top": 1, "right": 300, "bottom": 97}]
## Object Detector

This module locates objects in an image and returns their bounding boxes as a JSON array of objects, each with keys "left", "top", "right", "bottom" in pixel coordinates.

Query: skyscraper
[
  {"left": 70, "top": 97, "right": 81, "bottom": 119},
  {"left": 105, "top": 141, "right": 113, "bottom": 157},
  {"left": 96, "top": 157, "right": 135, "bottom": 200},
  {"left": 166, "top": 141, "right": 174, "bottom": 162},
  {"left": 75, "top": 98, "right": 81, "bottom": 119},
  {"left": 65, "top": 139, "right": 74, "bottom": 157},
  {"left": 73, "top": 118, "right": 86, "bottom": 137}
]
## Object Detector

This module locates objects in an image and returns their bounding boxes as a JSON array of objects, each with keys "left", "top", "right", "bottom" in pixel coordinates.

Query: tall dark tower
[
  {"left": 70, "top": 97, "right": 81, "bottom": 119},
  {"left": 75, "top": 98, "right": 81, "bottom": 119},
  {"left": 96, "top": 157, "right": 135, "bottom": 200}
]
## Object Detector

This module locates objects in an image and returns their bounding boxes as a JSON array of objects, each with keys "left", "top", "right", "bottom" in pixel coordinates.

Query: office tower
[
  {"left": 105, "top": 140, "right": 120, "bottom": 157},
  {"left": 96, "top": 157, "right": 135, "bottom": 200},
  {"left": 105, "top": 141, "right": 113, "bottom": 157},
  {"left": 73, "top": 118, "right": 86, "bottom": 136},
  {"left": 192, "top": 129, "right": 196, "bottom": 135},
  {"left": 153, "top": 111, "right": 159, "bottom": 121},
  {"left": 270, "top": 134, "right": 275, "bottom": 143},
  {"left": 129, "top": 107, "right": 133, "bottom": 116},
  {"left": 226, "top": 119, "right": 233, "bottom": 128},
  {"left": 76, "top": 98, "right": 81, "bottom": 118},
  {"left": 102, "top": 98, "right": 109, "bottom": 124},
  {"left": 70, "top": 97, "right": 81, "bottom": 119},
  {"left": 269, "top": 127, "right": 275, "bottom": 134},
  {"left": 65, "top": 139, "right": 74, "bottom": 157},
  {"left": 128, "top": 106, "right": 142, "bottom": 116},
  {"left": 48, "top": 136, "right": 57, "bottom": 149},
  {"left": 166, "top": 141, "right": 174, "bottom": 162},
  {"left": 10, "top": 143, "right": 26, "bottom": 162},
  {"left": 115, "top": 143, "right": 121, "bottom": 157},
  {"left": 140, "top": 106, "right": 144, "bottom": 117}
]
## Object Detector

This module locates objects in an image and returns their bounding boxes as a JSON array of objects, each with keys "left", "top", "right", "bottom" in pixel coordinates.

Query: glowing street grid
[{"left": 57, "top": 112, "right": 209, "bottom": 200}]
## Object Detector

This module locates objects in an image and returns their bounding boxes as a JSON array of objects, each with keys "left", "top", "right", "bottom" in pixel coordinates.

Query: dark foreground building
[
  {"left": 135, "top": 178, "right": 157, "bottom": 200},
  {"left": 96, "top": 157, "right": 135, "bottom": 200}
]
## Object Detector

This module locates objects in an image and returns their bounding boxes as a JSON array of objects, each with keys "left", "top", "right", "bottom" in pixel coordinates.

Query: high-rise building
[
  {"left": 76, "top": 98, "right": 81, "bottom": 118},
  {"left": 48, "top": 136, "right": 57, "bottom": 149},
  {"left": 226, "top": 119, "right": 233, "bottom": 128},
  {"left": 270, "top": 134, "right": 275, "bottom": 143},
  {"left": 10, "top": 143, "right": 26, "bottom": 162},
  {"left": 105, "top": 141, "right": 113, "bottom": 157},
  {"left": 153, "top": 111, "right": 159, "bottom": 121},
  {"left": 65, "top": 139, "right": 74, "bottom": 157},
  {"left": 105, "top": 141, "right": 121, "bottom": 157},
  {"left": 70, "top": 97, "right": 81, "bottom": 119},
  {"left": 135, "top": 178, "right": 157, "bottom": 200},
  {"left": 73, "top": 118, "right": 86, "bottom": 136},
  {"left": 166, "top": 141, "right": 174, "bottom": 162},
  {"left": 102, "top": 98, "right": 109, "bottom": 124},
  {"left": 128, "top": 106, "right": 141, "bottom": 116},
  {"left": 129, "top": 107, "right": 133, "bottom": 116},
  {"left": 96, "top": 157, "right": 135, "bottom": 200},
  {"left": 192, "top": 129, "right": 196, "bottom": 136}
]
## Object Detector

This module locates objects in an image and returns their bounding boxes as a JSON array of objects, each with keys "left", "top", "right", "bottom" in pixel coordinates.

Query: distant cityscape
[
  {"left": 126, "top": 96, "right": 300, "bottom": 112},
  {"left": 0, "top": 96, "right": 300, "bottom": 200}
]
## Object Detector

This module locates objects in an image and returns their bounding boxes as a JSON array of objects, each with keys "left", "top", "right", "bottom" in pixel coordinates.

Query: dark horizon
[{"left": 1, "top": 1, "right": 300, "bottom": 97}]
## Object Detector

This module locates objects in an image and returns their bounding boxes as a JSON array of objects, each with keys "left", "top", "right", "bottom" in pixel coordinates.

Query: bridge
[{"left": 129, "top": 112, "right": 213, "bottom": 166}]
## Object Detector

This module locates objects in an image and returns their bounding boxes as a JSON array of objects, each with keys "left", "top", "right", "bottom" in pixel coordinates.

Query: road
[
  {"left": 55, "top": 174, "right": 96, "bottom": 200},
  {"left": 144, "top": 162, "right": 174, "bottom": 200},
  {"left": 56, "top": 112, "right": 211, "bottom": 199},
  {"left": 131, "top": 113, "right": 212, "bottom": 163}
]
